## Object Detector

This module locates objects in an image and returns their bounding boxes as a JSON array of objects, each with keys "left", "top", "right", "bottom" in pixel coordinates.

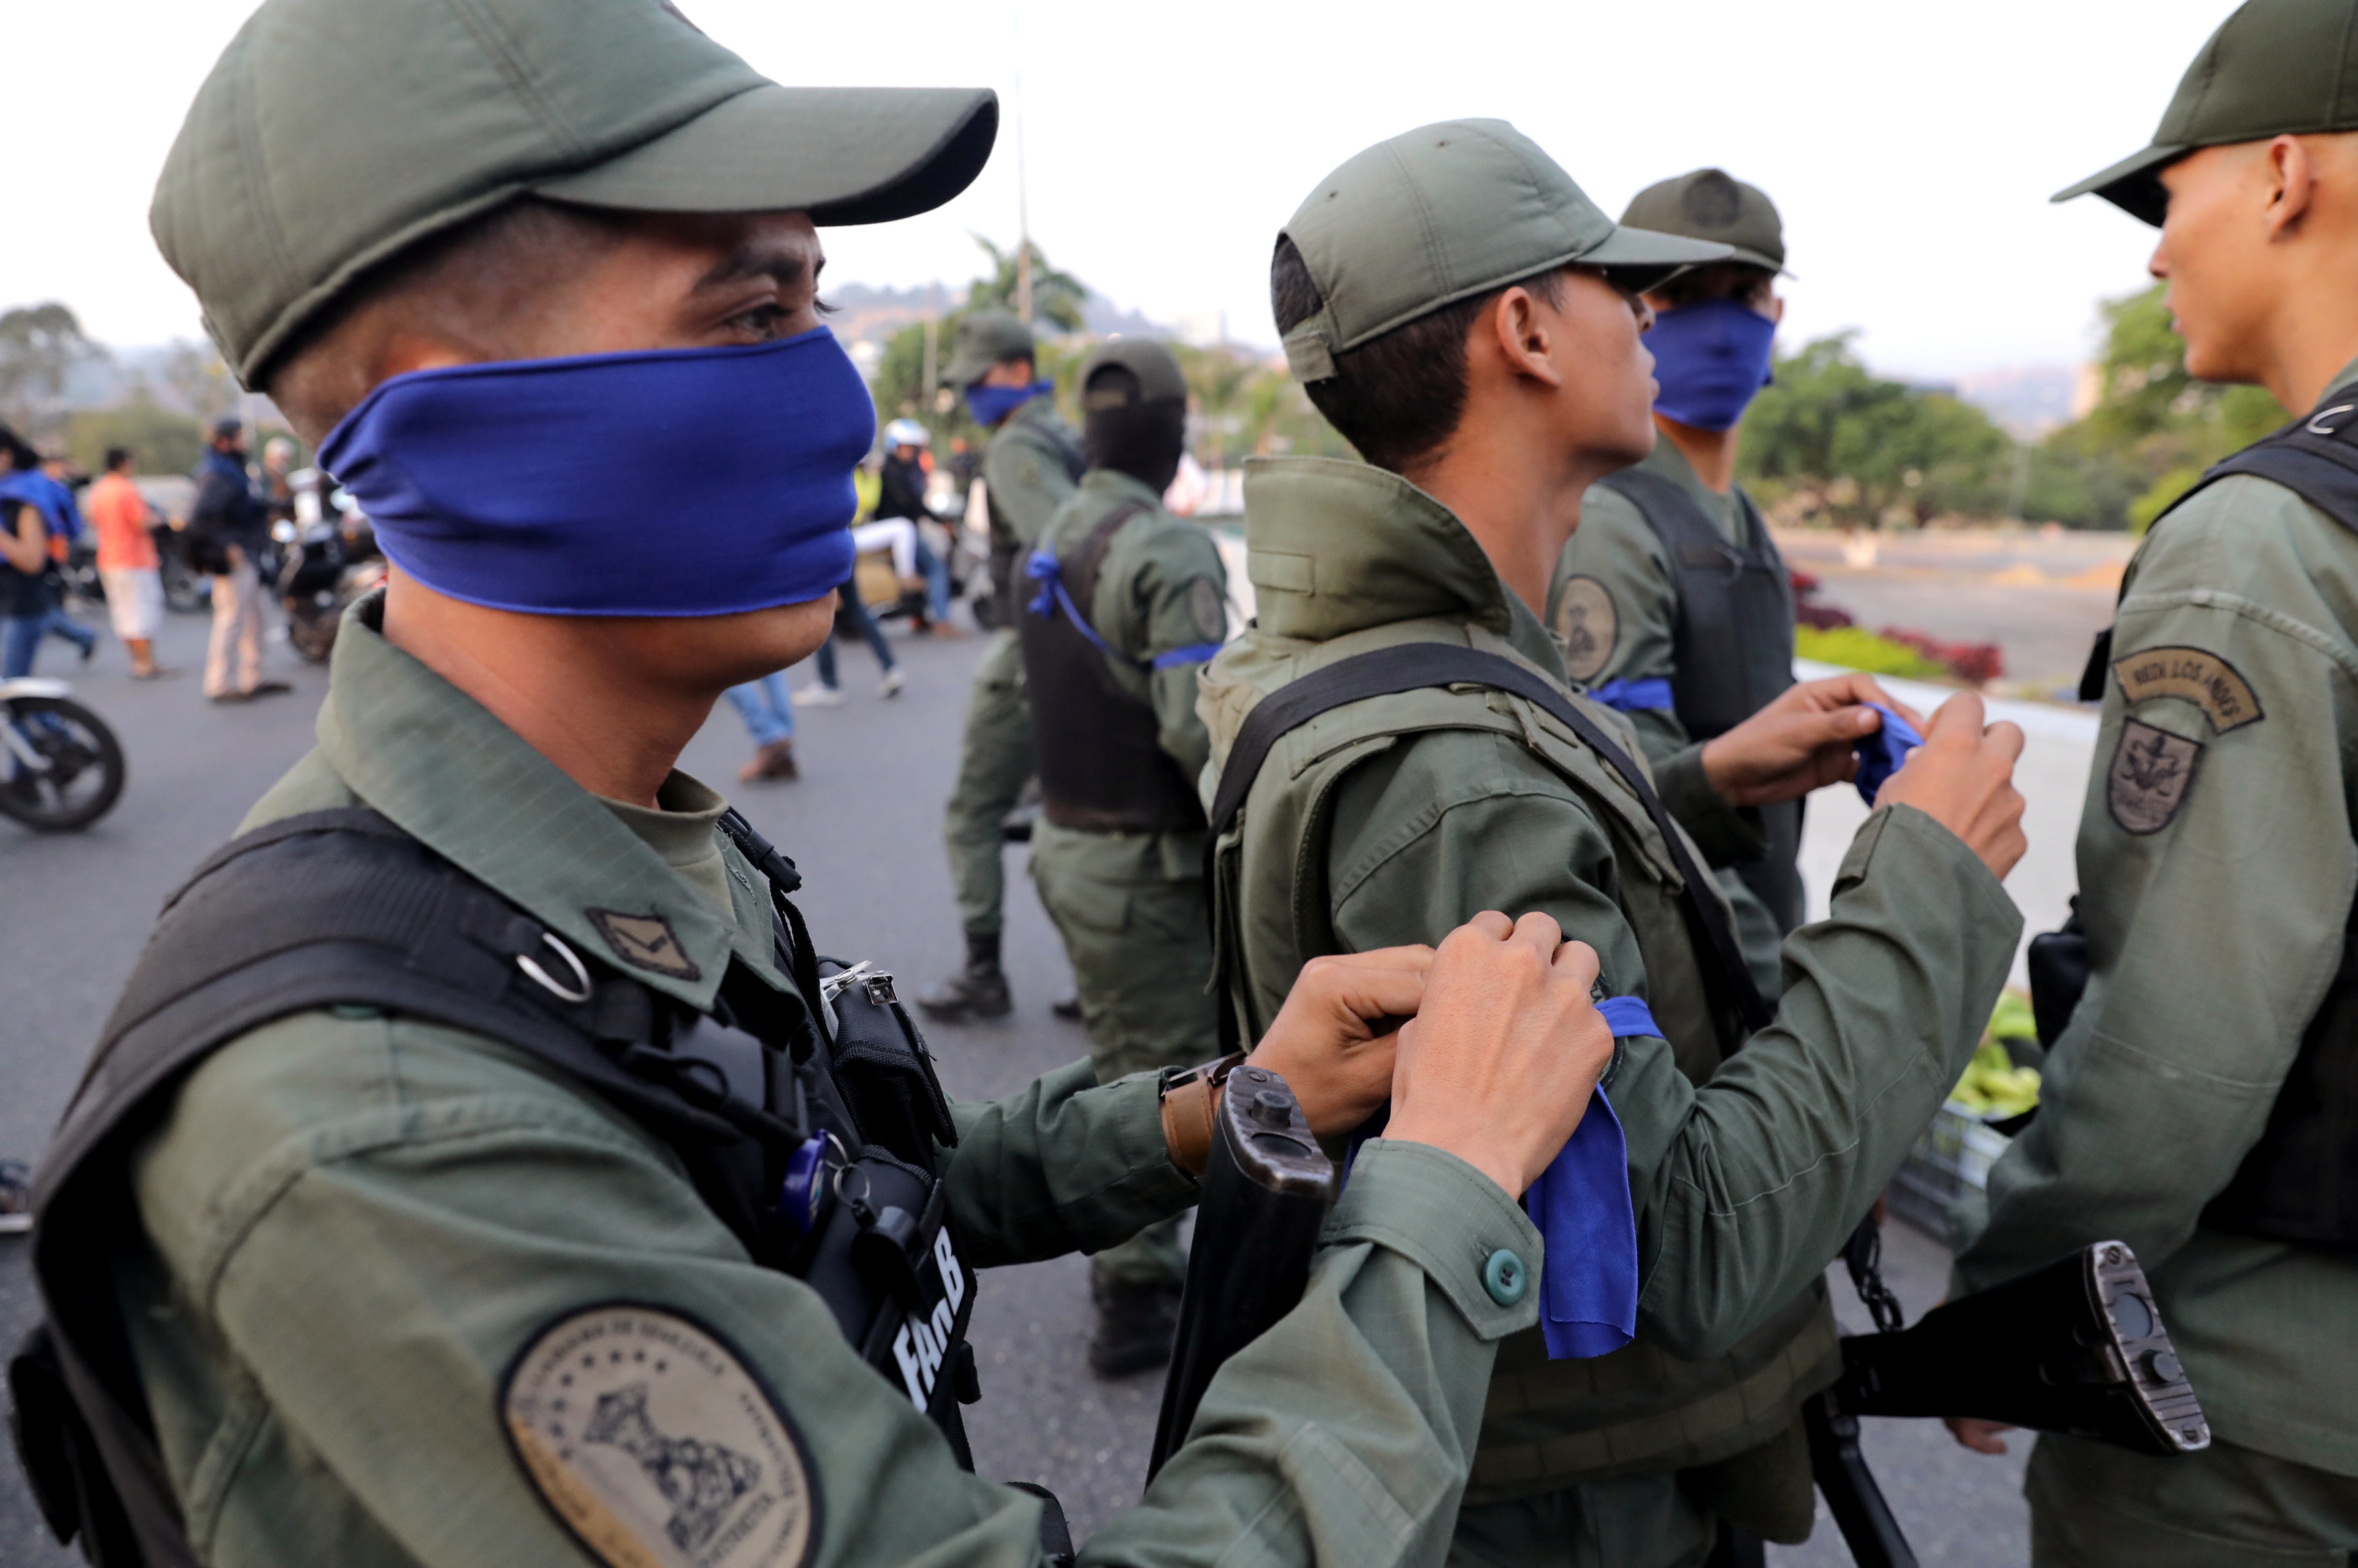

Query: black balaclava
[{"left": 1083, "top": 364, "right": 1186, "bottom": 495}]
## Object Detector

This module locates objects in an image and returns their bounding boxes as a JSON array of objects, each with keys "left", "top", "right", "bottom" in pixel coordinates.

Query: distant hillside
[{"left": 823, "top": 281, "right": 1173, "bottom": 351}]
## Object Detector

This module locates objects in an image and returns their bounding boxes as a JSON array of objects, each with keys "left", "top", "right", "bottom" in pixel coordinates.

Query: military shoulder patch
[
  {"left": 504, "top": 1305, "right": 818, "bottom": 1568},
  {"left": 1555, "top": 576, "right": 1619, "bottom": 683},
  {"left": 1186, "top": 577, "right": 1228, "bottom": 643},
  {"left": 586, "top": 910, "right": 701, "bottom": 981},
  {"left": 2107, "top": 718, "right": 2204, "bottom": 835},
  {"left": 2110, "top": 645, "right": 2263, "bottom": 733}
]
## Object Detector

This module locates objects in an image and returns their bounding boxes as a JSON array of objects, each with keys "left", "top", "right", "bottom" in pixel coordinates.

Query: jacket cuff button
[{"left": 1483, "top": 1247, "right": 1527, "bottom": 1307}]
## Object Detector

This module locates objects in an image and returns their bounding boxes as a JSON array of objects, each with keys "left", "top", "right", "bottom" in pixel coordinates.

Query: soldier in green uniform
[
  {"left": 918, "top": 313, "right": 1087, "bottom": 1022},
  {"left": 1546, "top": 170, "right": 1797, "bottom": 993},
  {"left": 1206, "top": 119, "right": 2031, "bottom": 1566},
  {"left": 1946, "top": 3, "right": 2358, "bottom": 1562},
  {"left": 8, "top": 6, "right": 1651, "bottom": 1567},
  {"left": 1017, "top": 339, "right": 1229, "bottom": 1375}
]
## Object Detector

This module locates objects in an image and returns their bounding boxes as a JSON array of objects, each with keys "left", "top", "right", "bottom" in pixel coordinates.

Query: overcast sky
[{"left": 8, "top": 0, "right": 2233, "bottom": 379}]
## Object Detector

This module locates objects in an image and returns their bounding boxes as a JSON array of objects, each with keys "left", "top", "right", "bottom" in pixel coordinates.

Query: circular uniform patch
[
  {"left": 503, "top": 1305, "right": 818, "bottom": 1568},
  {"left": 1554, "top": 576, "right": 1619, "bottom": 683},
  {"left": 1187, "top": 577, "right": 1228, "bottom": 643}
]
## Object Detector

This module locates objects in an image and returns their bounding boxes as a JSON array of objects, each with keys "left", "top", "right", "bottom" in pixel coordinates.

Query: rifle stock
[{"left": 1148, "top": 1066, "right": 1336, "bottom": 1477}]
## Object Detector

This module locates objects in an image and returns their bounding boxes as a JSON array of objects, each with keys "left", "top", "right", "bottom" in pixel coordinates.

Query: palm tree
[{"left": 967, "top": 236, "right": 1087, "bottom": 332}]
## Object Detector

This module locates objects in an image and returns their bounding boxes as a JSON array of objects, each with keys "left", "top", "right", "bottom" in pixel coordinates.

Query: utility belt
[{"left": 5, "top": 806, "right": 1011, "bottom": 1565}]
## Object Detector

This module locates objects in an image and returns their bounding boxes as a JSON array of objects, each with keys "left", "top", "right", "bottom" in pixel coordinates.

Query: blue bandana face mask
[
  {"left": 318, "top": 327, "right": 874, "bottom": 616},
  {"left": 1647, "top": 298, "right": 1778, "bottom": 433},
  {"left": 962, "top": 379, "right": 1053, "bottom": 428}
]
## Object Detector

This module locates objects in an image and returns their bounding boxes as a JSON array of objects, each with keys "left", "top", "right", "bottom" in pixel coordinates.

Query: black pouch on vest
[
  {"left": 821, "top": 960, "right": 957, "bottom": 1171},
  {"left": 2027, "top": 897, "right": 2091, "bottom": 1051}
]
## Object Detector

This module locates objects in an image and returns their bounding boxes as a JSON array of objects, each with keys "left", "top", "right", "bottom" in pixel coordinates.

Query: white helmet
[{"left": 883, "top": 418, "right": 930, "bottom": 450}]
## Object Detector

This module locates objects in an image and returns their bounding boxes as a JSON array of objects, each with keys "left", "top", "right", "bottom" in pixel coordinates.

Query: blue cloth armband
[
  {"left": 1522, "top": 995, "right": 1651, "bottom": 1359},
  {"left": 1150, "top": 641, "right": 1223, "bottom": 670},
  {"left": 1024, "top": 548, "right": 1119, "bottom": 657},
  {"left": 1853, "top": 701, "right": 1925, "bottom": 806},
  {"left": 1588, "top": 676, "right": 1674, "bottom": 714}
]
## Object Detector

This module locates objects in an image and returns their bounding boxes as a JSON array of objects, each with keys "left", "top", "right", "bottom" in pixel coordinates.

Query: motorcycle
[
  {"left": 276, "top": 479, "right": 385, "bottom": 663},
  {"left": 0, "top": 678, "right": 125, "bottom": 832}
]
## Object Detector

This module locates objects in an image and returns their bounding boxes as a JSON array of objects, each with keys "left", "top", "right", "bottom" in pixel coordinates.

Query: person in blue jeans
[
  {"left": 794, "top": 583, "right": 901, "bottom": 705},
  {"left": 724, "top": 672, "right": 798, "bottom": 781}
]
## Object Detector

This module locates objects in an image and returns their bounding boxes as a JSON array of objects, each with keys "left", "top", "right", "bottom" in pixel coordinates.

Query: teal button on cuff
[
  {"left": 1322, "top": 1140, "right": 1543, "bottom": 1342},
  {"left": 1484, "top": 1247, "right": 1527, "bottom": 1306}
]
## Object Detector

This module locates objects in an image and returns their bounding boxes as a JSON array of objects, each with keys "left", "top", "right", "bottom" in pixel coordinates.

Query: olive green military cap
[
  {"left": 1277, "top": 119, "right": 1731, "bottom": 384},
  {"left": 1080, "top": 338, "right": 1188, "bottom": 406},
  {"left": 1620, "top": 168, "right": 1789, "bottom": 275},
  {"left": 2056, "top": 0, "right": 2358, "bottom": 225},
  {"left": 154, "top": 0, "right": 998, "bottom": 387},
  {"left": 940, "top": 311, "right": 1038, "bottom": 387}
]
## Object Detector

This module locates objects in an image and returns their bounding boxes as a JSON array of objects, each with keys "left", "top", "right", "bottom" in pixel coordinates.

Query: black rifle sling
[{"left": 1207, "top": 643, "right": 1773, "bottom": 1045}]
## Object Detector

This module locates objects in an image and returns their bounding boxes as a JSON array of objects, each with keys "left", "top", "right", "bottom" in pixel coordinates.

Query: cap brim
[
  {"left": 536, "top": 85, "right": 998, "bottom": 226},
  {"left": 1579, "top": 224, "right": 1735, "bottom": 294},
  {"left": 938, "top": 350, "right": 995, "bottom": 388},
  {"left": 2051, "top": 142, "right": 2186, "bottom": 227}
]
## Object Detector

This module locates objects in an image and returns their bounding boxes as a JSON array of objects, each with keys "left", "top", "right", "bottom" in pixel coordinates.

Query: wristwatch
[{"left": 1157, "top": 1052, "right": 1246, "bottom": 1177}]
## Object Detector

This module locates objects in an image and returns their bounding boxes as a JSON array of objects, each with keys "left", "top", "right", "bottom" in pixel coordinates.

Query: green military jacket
[
  {"left": 1544, "top": 440, "right": 1788, "bottom": 991},
  {"left": 984, "top": 395, "right": 1086, "bottom": 556},
  {"left": 112, "top": 597, "right": 1549, "bottom": 1567},
  {"left": 1200, "top": 457, "right": 2020, "bottom": 1501},
  {"left": 1951, "top": 361, "right": 2358, "bottom": 1479},
  {"left": 1038, "top": 465, "right": 1231, "bottom": 814}
]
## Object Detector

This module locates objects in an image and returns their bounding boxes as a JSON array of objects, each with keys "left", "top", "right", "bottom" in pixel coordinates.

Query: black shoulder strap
[
  {"left": 1599, "top": 467, "right": 1733, "bottom": 567},
  {"left": 1066, "top": 500, "right": 1151, "bottom": 616},
  {"left": 2078, "top": 385, "right": 2358, "bottom": 705},
  {"left": 1207, "top": 643, "right": 1773, "bottom": 1039},
  {"left": 24, "top": 810, "right": 815, "bottom": 1565}
]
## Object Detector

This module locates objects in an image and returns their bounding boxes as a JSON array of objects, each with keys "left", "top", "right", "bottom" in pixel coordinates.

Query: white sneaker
[
  {"left": 880, "top": 668, "right": 905, "bottom": 699},
  {"left": 792, "top": 682, "right": 846, "bottom": 708}
]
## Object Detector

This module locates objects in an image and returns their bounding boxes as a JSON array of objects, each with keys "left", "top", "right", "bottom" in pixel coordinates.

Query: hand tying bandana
[
  {"left": 1520, "top": 995, "right": 1647, "bottom": 1359},
  {"left": 1853, "top": 701, "right": 1925, "bottom": 806},
  {"left": 318, "top": 327, "right": 873, "bottom": 616},
  {"left": 963, "top": 380, "right": 1054, "bottom": 428}
]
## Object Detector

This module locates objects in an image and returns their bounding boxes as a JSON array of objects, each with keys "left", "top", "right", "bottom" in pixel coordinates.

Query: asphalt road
[{"left": 0, "top": 598, "right": 2031, "bottom": 1565}]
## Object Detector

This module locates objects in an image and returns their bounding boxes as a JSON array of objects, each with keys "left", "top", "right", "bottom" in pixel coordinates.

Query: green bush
[{"left": 1795, "top": 624, "right": 1946, "bottom": 678}]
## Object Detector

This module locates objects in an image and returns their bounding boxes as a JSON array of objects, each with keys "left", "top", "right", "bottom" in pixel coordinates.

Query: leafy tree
[
  {"left": 65, "top": 395, "right": 208, "bottom": 477},
  {"left": 0, "top": 302, "right": 104, "bottom": 430},
  {"left": 1739, "top": 333, "right": 2010, "bottom": 527},
  {"left": 2037, "top": 284, "right": 2286, "bottom": 531}
]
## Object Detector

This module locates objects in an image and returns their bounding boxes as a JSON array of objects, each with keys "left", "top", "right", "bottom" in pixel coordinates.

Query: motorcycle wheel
[
  {"left": 0, "top": 696, "right": 127, "bottom": 832},
  {"left": 288, "top": 614, "right": 338, "bottom": 663},
  {"left": 162, "top": 556, "right": 209, "bottom": 614}
]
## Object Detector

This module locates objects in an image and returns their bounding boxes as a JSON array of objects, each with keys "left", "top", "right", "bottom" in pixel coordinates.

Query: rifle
[
  {"left": 1808, "top": 1235, "right": 2210, "bottom": 1568},
  {"left": 1148, "top": 1065, "right": 1336, "bottom": 1476}
]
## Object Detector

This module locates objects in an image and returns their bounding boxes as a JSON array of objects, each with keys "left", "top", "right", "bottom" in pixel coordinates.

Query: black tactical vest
[
  {"left": 8, "top": 808, "right": 981, "bottom": 1566},
  {"left": 1017, "top": 500, "right": 1207, "bottom": 835},
  {"left": 2048, "top": 387, "right": 2358, "bottom": 1252},
  {"left": 1597, "top": 468, "right": 1804, "bottom": 932}
]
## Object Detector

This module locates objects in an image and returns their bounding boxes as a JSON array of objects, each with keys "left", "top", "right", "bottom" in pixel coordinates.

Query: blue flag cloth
[
  {"left": 0, "top": 471, "right": 82, "bottom": 542},
  {"left": 1027, "top": 546, "right": 1223, "bottom": 670},
  {"left": 1588, "top": 676, "right": 1673, "bottom": 714},
  {"left": 1853, "top": 701, "right": 1925, "bottom": 806},
  {"left": 1522, "top": 995, "right": 1651, "bottom": 1360}
]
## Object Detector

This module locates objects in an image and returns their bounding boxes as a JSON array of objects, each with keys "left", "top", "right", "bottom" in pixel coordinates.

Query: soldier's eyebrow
[{"left": 697, "top": 240, "right": 821, "bottom": 294}]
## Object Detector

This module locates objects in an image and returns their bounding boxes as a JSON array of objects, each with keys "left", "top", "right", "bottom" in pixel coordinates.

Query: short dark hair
[
  {"left": 1271, "top": 234, "right": 1565, "bottom": 475},
  {"left": 104, "top": 447, "right": 133, "bottom": 471},
  {"left": 266, "top": 197, "right": 629, "bottom": 444}
]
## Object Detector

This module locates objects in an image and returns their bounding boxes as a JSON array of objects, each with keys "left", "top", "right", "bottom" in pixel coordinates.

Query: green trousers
[
  {"left": 2029, "top": 1432, "right": 2358, "bottom": 1566},
  {"left": 1449, "top": 1472, "right": 1715, "bottom": 1568},
  {"left": 943, "top": 629, "right": 1034, "bottom": 937},
  {"left": 1029, "top": 820, "right": 1219, "bottom": 1288}
]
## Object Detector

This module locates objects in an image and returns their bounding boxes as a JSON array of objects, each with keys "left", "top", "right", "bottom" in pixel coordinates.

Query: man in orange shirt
[{"left": 86, "top": 447, "right": 171, "bottom": 679}]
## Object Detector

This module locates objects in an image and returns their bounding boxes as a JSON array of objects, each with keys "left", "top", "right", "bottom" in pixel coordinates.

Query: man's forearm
[
  {"left": 944, "top": 1061, "right": 1199, "bottom": 1268},
  {"left": 1628, "top": 804, "right": 2020, "bottom": 1357},
  {"left": 1084, "top": 1141, "right": 1538, "bottom": 1568}
]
